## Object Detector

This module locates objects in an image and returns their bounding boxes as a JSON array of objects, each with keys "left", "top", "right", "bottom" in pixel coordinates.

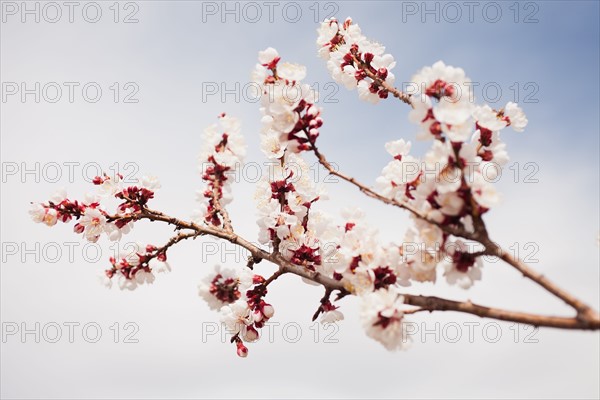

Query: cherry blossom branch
[
  {"left": 311, "top": 146, "right": 599, "bottom": 327},
  {"left": 132, "top": 205, "right": 599, "bottom": 330},
  {"left": 310, "top": 142, "right": 473, "bottom": 240},
  {"left": 308, "top": 142, "right": 600, "bottom": 325},
  {"left": 138, "top": 207, "right": 348, "bottom": 293},
  {"left": 351, "top": 54, "right": 413, "bottom": 106}
]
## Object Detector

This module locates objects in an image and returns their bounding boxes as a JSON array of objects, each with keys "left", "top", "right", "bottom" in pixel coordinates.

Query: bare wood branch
[
  {"left": 403, "top": 294, "right": 600, "bottom": 330},
  {"left": 483, "top": 240, "right": 600, "bottom": 320}
]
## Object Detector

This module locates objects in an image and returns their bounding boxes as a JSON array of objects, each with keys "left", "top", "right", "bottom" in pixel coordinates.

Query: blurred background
[{"left": 1, "top": 1, "right": 599, "bottom": 398}]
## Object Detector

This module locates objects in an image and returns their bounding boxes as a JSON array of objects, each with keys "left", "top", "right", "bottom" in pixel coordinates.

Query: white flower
[
  {"left": 260, "top": 131, "right": 287, "bottom": 159},
  {"left": 220, "top": 299, "right": 254, "bottom": 336},
  {"left": 357, "top": 80, "right": 380, "bottom": 104},
  {"left": 473, "top": 104, "right": 507, "bottom": 131},
  {"left": 29, "top": 203, "right": 47, "bottom": 224},
  {"left": 360, "top": 288, "right": 410, "bottom": 350},
  {"left": 442, "top": 240, "right": 483, "bottom": 289},
  {"left": 277, "top": 62, "right": 307, "bottom": 82},
  {"left": 470, "top": 172, "right": 500, "bottom": 209},
  {"left": 376, "top": 153, "right": 421, "bottom": 201},
  {"left": 98, "top": 174, "right": 123, "bottom": 196},
  {"left": 198, "top": 265, "right": 251, "bottom": 311},
  {"left": 422, "top": 141, "right": 461, "bottom": 194},
  {"left": 316, "top": 19, "right": 342, "bottom": 59},
  {"left": 442, "top": 118, "right": 475, "bottom": 142},
  {"left": 436, "top": 192, "right": 465, "bottom": 217},
  {"left": 134, "top": 270, "right": 156, "bottom": 285},
  {"left": 150, "top": 258, "right": 171, "bottom": 274},
  {"left": 411, "top": 61, "right": 474, "bottom": 126},
  {"left": 384, "top": 139, "right": 411, "bottom": 158},
  {"left": 83, "top": 192, "right": 100, "bottom": 205},
  {"left": 321, "top": 309, "right": 344, "bottom": 324},
  {"left": 258, "top": 47, "right": 279, "bottom": 66},
  {"left": 79, "top": 207, "right": 107, "bottom": 242},
  {"left": 117, "top": 274, "right": 138, "bottom": 291},
  {"left": 343, "top": 267, "right": 375, "bottom": 295},
  {"left": 49, "top": 188, "right": 67, "bottom": 204},
  {"left": 504, "top": 102, "right": 528, "bottom": 132},
  {"left": 119, "top": 242, "right": 144, "bottom": 267},
  {"left": 104, "top": 220, "right": 134, "bottom": 242},
  {"left": 141, "top": 175, "right": 161, "bottom": 190}
]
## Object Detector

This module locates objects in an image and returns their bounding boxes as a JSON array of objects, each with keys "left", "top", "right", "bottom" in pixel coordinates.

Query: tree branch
[
  {"left": 403, "top": 294, "right": 600, "bottom": 330},
  {"left": 484, "top": 240, "right": 600, "bottom": 320},
  {"left": 351, "top": 54, "right": 413, "bottom": 106},
  {"left": 310, "top": 143, "right": 474, "bottom": 240},
  {"left": 307, "top": 135, "right": 600, "bottom": 330},
  {"left": 122, "top": 206, "right": 599, "bottom": 331}
]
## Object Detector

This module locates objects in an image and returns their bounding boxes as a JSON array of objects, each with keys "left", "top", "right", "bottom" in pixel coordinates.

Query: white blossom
[{"left": 360, "top": 288, "right": 410, "bottom": 350}]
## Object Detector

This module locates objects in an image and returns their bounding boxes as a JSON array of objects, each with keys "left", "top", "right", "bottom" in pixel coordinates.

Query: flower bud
[
  {"left": 236, "top": 341, "right": 248, "bottom": 358},
  {"left": 262, "top": 304, "right": 275, "bottom": 319},
  {"left": 377, "top": 67, "right": 388, "bottom": 80}
]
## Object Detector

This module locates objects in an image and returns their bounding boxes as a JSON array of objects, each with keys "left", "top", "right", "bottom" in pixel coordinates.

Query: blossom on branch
[{"left": 28, "top": 15, "right": 600, "bottom": 359}]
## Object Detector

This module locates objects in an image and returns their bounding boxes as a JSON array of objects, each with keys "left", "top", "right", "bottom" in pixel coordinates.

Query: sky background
[{"left": 1, "top": 1, "right": 599, "bottom": 398}]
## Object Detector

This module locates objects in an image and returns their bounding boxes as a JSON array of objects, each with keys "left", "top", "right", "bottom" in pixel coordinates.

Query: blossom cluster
[
  {"left": 102, "top": 242, "right": 171, "bottom": 290},
  {"left": 195, "top": 114, "right": 246, "bottom": 227},
  {"left": 30, "top": 16, "right": 534, "bottom": 356},
  {"left": 315, "top": 18, "right": 531, "bottom": 339},
  {"left": 248, "top": 46, "right": 412, "bottom": 349},
  {"left": 251, "top": 47, "right": 323, "bottom": 154},
  {"left": 319, "top": 19, "right": 527, "bottom": 290},
  {"left": 317, "top": 17, "right": 397, "bottom": 103},
  {"left": 29, "top": 174, "right": 166, "bottom": 288},
  {"left": 198, "top": 265, "right": 274, "bottom": 357}
]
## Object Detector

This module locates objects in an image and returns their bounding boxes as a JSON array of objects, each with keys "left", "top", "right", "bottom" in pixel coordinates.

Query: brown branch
[
  {"left": 310, "top": 143, "right": 474, "bottom": 240},
  {"left": 307, "top": 136, "right": 599, "bottom": 330},
  {"left": 137, "top": 206, "right": 348, "bottom": 293},
  {"left": 263, "top": 267, "right": 286, "bottom": 287},
  {"left": 210, "top": 180, "right": 233, "bottom": 232},
  {"left": 124, "top": 206, "right": 599, "bottom": 331},
  {"left": 483, "top": 240, "right": 600, "bottom": 320},
  {"left": 403, "top": 294, "right": 600, "bottom": 330},
  {"left": 153, "top": 231, "right": 199, "bottom": 256}
]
